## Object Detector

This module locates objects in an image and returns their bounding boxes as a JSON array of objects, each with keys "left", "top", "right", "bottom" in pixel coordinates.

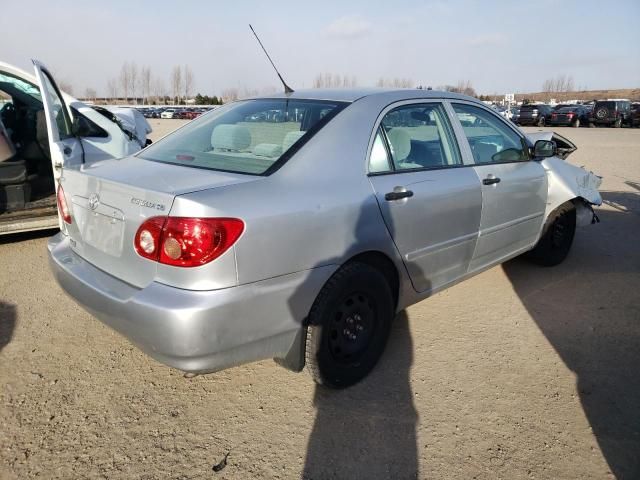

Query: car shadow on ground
[
  {"left": 503, "top": 191, "right": 640, "bottom": 479},
  {"left": 287, "top": 198, "right": 420, "bottom": 479},
  {"left": 302, "top": 310, "right": 418, "bottom": 479},
  {"left": 0, "top": 301, "right": 16, "bottom": 354},
  {"left": 0, "top": 228, "right": 58, "bottom": 245}
]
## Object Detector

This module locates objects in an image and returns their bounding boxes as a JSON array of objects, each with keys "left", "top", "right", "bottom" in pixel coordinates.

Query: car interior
[
  {"left": 0, "top": 73, "right": 55, "bottom": 217},
  {"left": 380, "top": 106, "right": 461, "bottom": 170}
]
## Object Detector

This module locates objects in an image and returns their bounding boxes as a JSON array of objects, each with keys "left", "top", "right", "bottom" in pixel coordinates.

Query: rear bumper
[
  {"left": 517, "top": 118, "right": 539, "bottom": 125},
  {"left": 48, "top": 233, "right": 334, "bottom": 373}
]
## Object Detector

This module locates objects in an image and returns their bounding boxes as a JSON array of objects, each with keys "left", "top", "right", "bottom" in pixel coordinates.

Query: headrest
[
  {"left": 211, "top": 124, "right": 251, "bottom": 151},
  {"left": 253, "top": 143, "right": 282, "bottom": 158},
  {"left": 386, "top": 128, "right": 411, "bottom": 162},
  {"left": 282, "top": 131, "right": 305, "bottom": 152}
]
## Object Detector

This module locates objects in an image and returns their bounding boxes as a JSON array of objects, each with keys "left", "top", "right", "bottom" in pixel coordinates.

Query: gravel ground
[{"left": 1, "top": 120, "right": 639, "bottom": 480}]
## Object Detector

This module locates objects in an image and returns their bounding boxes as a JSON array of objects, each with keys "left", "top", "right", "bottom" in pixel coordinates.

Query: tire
[
  {"left": 305, "top": 262, "right": 394, "bottom": 388},
  {"left": 589, "top": 122, "right": 596, "bottom": 128},
  {"left": 614, "top": 117, "right": 622, "bottom": 128},
  {"left": 525, "top": 203, "right": 576, "bottom": 267},
  {"left": 573, "top": 118, "right": 581, "bottom": 128},
  {"left": 537, "top": 116, "right": 546, "bottom": 127}
]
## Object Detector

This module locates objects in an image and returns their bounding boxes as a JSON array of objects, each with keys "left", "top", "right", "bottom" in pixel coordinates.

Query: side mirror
[
  {"left": 72, "top": 115, "right": 93, "bottom": 137},
  {"left": 533, "top": 139, "right": 556, "bottom": 158}
]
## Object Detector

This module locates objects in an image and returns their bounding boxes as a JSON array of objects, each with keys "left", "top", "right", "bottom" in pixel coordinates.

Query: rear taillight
[
  {"left": 134, "top": 217, "right": 244, "bottom": 267},
  {"left": 566, "top": 112, "right": 574, "bottom": 117},
  {"left": 56, "top": 185, "right": 72, "bottom": 224},
  {"left": 134, "top": 217, "right": 166, "bottom": 261}
]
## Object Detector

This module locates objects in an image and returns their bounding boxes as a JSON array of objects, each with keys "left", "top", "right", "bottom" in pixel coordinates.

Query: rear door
[
  {"left": 368, "top": 101, "right": 482, "bottom": 293},
  {"left": 32, "top": 60, "right": 84, "bottom": 181},
  {"left": 449, "top": 102, "right": 547, "bottom": 272}
]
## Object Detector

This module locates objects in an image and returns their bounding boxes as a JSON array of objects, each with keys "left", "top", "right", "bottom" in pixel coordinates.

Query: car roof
[{"left": 259, "top": 88, "right": 482, "bottom": 104}]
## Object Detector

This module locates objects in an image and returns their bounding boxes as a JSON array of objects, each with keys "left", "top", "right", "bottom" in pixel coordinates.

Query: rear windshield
[
  {"left": 139, "top": 98, "right": 347, "bottom": 175},
  {"left": 557, "top": 106, "right": 579, "bottom": 112},
  {"left": 595, "top": 101, "right": 616, "bottom": 109},
  {"left": 520, "top": 105, "right": 540, "bottom": 111}
]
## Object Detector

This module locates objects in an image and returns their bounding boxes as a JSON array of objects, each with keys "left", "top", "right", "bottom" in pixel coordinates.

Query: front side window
[
  {"left": 369, "top": 102, "right": 461, "bottom": 173},
  {"left": 452, "top": 103, "right": 529, "bottom": 164},
  {"left": 139, "top": 99, "right": 346, "bottom": 175},
  {"left": 40, "top": 70, "right": 72, "bottom": 139}
]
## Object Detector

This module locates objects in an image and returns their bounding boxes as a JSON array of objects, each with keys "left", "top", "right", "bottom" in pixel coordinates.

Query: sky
[{"left": 1, "top": 0, "right": 639, "bottom": 97}]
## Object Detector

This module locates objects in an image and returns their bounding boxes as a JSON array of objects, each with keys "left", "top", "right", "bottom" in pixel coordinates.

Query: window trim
[
  {"left": 445, "top": 100, "right": 532, "bottom": 166},
  {"left": 366, "top": 99, "right": 465, "bottom": 176}
]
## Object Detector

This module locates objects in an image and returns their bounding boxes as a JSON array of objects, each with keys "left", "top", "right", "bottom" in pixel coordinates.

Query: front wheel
[
  {"left": 537, "top": 116, "right": 546, "bottom": 127},
  {"left": 305, "top": 262, "right": 394, "bottom": 389},
  {"left": 525, "top": 203, "right": 576, "bottom": 267},
  {"left": 614, "top": 117, "right": 622, "bottom": 128}
]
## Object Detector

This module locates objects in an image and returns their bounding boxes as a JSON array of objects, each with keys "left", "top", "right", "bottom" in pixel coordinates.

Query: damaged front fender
[{"left": 541, "top": 156, "right": 602, "bottom": 224}]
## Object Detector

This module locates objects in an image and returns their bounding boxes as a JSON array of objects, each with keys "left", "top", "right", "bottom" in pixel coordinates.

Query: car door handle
[
  {"left": 385, "top": 189, "right": 414, "bottom": 201},
  {"left": 482, "top": 175, "right": 501, "bottom": 185}
]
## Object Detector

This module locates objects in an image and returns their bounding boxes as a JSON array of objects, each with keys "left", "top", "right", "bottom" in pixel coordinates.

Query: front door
[
  {"left": 368, "top": 101, "right": 482, "bottom": 293},
  {"left": 449, "top": 102, "right": 547, "bottom": 272},
  {"left": 32, "top": 60, "right": 84, "bottom": 181}
]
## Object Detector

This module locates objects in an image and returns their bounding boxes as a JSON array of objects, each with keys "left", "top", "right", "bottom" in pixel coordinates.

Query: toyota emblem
[{"left": 88, "top": 193, "right": 100, "bottom": 211}]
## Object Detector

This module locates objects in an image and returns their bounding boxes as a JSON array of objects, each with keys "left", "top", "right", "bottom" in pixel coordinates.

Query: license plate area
[{"left": 72, "top": 196, "right": 125, "bottom": 257}]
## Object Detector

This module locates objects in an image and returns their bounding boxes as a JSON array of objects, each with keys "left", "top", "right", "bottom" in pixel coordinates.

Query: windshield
[
  {"left": 0, "top": 71, "right": 42, "bottom": 101},
  {"left": 139, "top": 98, "right": 347, "bottom": 175}
]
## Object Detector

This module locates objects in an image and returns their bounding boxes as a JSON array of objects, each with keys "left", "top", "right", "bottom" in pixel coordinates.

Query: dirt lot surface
[{"left": 1, "top": 120, "right": 639, "bottom": 479}]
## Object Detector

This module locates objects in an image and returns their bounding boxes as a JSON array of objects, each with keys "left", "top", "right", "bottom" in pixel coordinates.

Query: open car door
[{"left": 32, "top": 60, "right": 84, "bottom": 181}]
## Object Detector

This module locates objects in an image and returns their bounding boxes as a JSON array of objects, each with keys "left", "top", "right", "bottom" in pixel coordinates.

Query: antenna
[{"left": 249, "top": 24, "right": 294, "bottom": 94}]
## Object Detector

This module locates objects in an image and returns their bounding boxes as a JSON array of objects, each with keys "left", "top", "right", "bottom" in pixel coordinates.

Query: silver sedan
[{"left": 47, "top": 89, "right": 602, "bottom": 388}]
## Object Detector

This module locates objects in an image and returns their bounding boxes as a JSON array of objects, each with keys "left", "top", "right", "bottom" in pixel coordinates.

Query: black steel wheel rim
[
  {"left": 327, "top": 292, "right": 377, "bottom": 364},
  {"left": 551, "top": 215, "right": 569, "bottom": 248}
]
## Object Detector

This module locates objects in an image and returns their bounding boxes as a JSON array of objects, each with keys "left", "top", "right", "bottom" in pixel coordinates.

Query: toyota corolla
[{"left": 44, "top": 73, "right": 602, "bottom": 388}]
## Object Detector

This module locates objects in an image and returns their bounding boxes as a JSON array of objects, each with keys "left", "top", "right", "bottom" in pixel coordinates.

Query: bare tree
[
  {"left": 542, "top": 74, "right": 576, "bottom": 93},
  {"left": 58, "top": 80, "right": 74, "bottom": 95},
  {"left": 375, "top": 77, "right": 414, "bottom": 88},
  {"left": 221, "top": 88, "right": 239, "bottom": 103},
  {"left": 312, "top": 73, "right": 358, "bottom": 88},
  {"left": 120, "top": 62, "right": 131, "bottom": 102},
  {"left": 183, "top": 65, "right": 194, "bottom": 101},
  {"left": 106, "top": 78, "right": 118, "bottom": 100},
  {"left": 129, "top": 62, "right": 139, "bottom": 104},
  {"left": 141, "top": 66, "right": 152, "bottom": 105},
  {"left": 152, "top": 76, "right": 166, "bottom": 104},
  {"left": 84, "top": 88, "right": 97, "bottom": 102},
  {"left": 171, "top": 65, "right": 183, "bottom": 104}
]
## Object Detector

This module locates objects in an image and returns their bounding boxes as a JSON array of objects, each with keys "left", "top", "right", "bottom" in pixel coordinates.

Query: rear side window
[
  {"left": 369, "top": 103, "right": 461, "bottom": 173},
  {"left": 139, "top": 99, "right": 346, "bottom": 175},
  {"left": 452, "top": 103, "right": 529, "bottom": 164}
]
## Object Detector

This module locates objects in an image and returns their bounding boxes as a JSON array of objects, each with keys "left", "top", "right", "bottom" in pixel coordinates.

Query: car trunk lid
[{"left": 61, "top": 156, "right": 259, "bottom": 288}]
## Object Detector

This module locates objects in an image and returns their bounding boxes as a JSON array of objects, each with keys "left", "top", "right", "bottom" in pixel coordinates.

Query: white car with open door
[{"left": 0, "top": 60, "right": 151, "bottom": 235}]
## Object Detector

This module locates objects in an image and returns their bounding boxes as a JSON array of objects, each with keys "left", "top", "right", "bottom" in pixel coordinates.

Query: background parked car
[
  {"left": 589, "top": 100, "right": 631, "bottom": 128},
  {"left": 629, "top": 103, "right": 640, "bottom": 128},
  {"left": 509, "top": 106, "right": 520, "bottom": 124},
  {"left": 160, "top": 108, "right": 177, "bottom": 119},
  {"left": 517, "top": 104, "right": 554, "bottom": 126},
  {"left": 549, "top": 105, "right": 590, "bottom": 127}
]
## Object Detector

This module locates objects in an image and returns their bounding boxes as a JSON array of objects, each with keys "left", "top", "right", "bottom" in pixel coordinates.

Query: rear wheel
[
  {"left": 573, "top": 118, "right": 581, "bottom": 128},
  {"left": 614, "top": 117, "right": 622, "bottom": 128},
  {"left": 305, "top": 262, "right": 394, "bottom": 389},
  {"left": 526, "top": 203, "right": 576, "bottom": 267}
]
